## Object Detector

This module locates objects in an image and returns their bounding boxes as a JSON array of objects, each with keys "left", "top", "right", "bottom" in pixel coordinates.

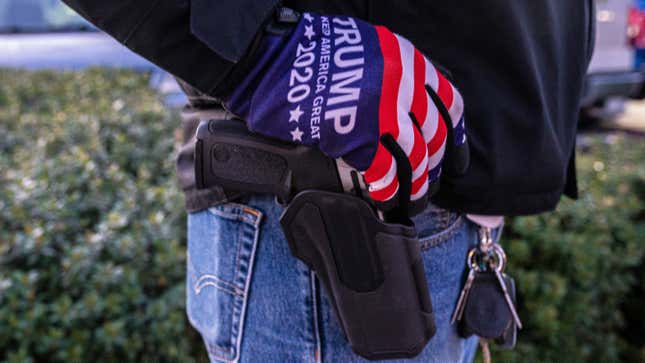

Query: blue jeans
[{"left": 186, "top": 194, "right": 501, "bottom": 362}]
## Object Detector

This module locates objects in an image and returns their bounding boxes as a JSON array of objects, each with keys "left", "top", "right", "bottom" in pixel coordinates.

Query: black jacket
[{"left": 63, "top": 0, "right": 595, "bottom": 216}]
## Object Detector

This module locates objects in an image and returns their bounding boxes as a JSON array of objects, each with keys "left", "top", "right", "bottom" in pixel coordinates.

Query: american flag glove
[{"left": 225, "top": 11, "right": 469, "bottom": 213}]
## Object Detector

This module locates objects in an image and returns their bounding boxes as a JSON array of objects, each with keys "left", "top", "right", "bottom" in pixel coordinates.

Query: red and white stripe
[
  {"left": 363, "top": 26, "right": 401, "bottom": 202},
  {"left": 425, "top": 59, "right": 447, "bottom": 177},
  {"left": 365, "top": 27, "right": 429, "bottom": 203},
  {"left": 363, "top": 27, "right": 464, "bottom": 204},
  {"left": 420, "top": 58, "right": 445, "bottom": 174},
  {"left": 395, "top": 34, "right": 428, "bottom": 201}
]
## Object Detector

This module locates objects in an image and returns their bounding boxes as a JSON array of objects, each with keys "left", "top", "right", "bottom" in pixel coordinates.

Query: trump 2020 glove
[{"left": 225, "top": 10, "right": 469, "bottom": 211}]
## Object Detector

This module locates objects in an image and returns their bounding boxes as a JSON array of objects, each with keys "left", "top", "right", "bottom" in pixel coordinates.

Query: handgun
[{"left": 194, "top": 118, "right": 368, "bottom": 204}]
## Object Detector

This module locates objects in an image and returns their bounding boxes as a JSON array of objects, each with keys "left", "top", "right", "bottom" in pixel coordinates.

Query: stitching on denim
[
  {"left": 420, "top": 215, "right": 464, "bottom": 250},
  {"left": 299, "top": 264, "right": 318, "bottom": 361},
  {"left": 195, "top": 272, "right": 240, "bottom": 292},
  {"left": 195, "top": 281, "right": 243, "bottom": 298},
  {"left": 232, "top": 220, "right": 245, "bottom": 292},
  {"left": 194, "top": 274, "right": 244, "bottom": 297},
  {"left": 207, "top": 203, "right": 261, "bottom": 226},
  {"left": 206, "top": 207, "right": 241, "bottom": 220},
  {"left": 231, "top": 206, "right": 264, "bottom": 291},
  {"left": 310, "top": 272, "right": 322, "bottom": 363},
  {"left": 196, "top": 203, "right": 263, "bottom": 363},
  {"left": 207, "top": 344, "right": 235, "bottom": 362},
  {"left": 201, "top": 216, "right": 262, "bottom": 363},
  {"left": 231, "top": 212, "right": 263, "bottom": 363}
]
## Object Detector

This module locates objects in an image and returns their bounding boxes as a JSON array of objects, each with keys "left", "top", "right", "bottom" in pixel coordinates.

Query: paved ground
[{"left": 611, "top": 100, "right": 645, "bottom": 133}]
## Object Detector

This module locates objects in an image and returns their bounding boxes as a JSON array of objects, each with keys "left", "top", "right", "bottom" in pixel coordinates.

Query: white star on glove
[
  {"left": 304, "top": 25, "right": 315, "bottom": 40},
  {"left": 290, "top": 127, "right": 304, "bottom": 142},
  {"left": 303, "top": 13, "right": 314, "bottom": 22},
  {"left": 289, "top": 105, "right": 304, "bottom": 123}
]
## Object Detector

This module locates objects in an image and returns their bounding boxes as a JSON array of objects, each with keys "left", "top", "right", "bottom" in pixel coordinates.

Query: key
[
  {"left": 493, "top": 268, "right": 522, "bottom": 329},
  {"left": 451, "top": 267, "right": 477, "bottom": 324},
  {"left": 489, "top": 243, "right": 522, "bottom": 329},
  {"left": 495, "top": 272, "right": 518, "bottom": 349},
  {"left": 451, "top": 247, "right": 483, "bottom": 324}
]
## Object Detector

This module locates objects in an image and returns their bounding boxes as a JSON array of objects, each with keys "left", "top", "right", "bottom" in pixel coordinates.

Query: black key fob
[{"left": 458, "top": 271, "right": 517, "bottom": 348}]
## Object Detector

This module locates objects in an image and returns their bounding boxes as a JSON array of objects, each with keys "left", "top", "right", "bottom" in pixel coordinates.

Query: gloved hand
[{"left": 225, "top": 10, "right": 469, "bottom": 212}]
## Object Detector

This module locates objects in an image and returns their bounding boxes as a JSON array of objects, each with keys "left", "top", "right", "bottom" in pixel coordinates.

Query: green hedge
[
  {"left": 492, "top": 134, "right": 645, "bottom": 363},
  {"left": 0, "top": 69, "right": 204, "bottom": 363},
  {"left": 0, "top": 69, "right": 643, "bottom": 363}
]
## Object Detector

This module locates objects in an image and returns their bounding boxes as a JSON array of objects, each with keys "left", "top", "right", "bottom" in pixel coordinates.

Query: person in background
[{"left": 630, "top": 0, "right": 645, "bottom": 67}]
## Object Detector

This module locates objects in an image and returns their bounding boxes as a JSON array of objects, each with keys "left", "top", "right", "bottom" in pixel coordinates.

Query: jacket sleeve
[{"left": 61, "top": 0, "right": 280, "bottom": 97}]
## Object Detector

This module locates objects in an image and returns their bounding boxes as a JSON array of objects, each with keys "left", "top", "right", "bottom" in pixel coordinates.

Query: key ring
[
  {"left": 467, "top": 245, "right": 506, "bottom": 272},
  {"left": 488, "top": 244, "right": 507, "bottom": 272}
]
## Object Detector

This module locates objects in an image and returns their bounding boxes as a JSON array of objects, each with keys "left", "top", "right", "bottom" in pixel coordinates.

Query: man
[{"left": 62, "top": 1, "right": 595, "bottom": 362}]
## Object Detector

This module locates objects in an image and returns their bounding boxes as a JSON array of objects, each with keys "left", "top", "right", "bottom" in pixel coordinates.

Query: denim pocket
[
  {"left": 412, "top": 205, "right": 464, "bottom": 251},
  {"left": 186, "top": 203, "right": 263, "bottom": 363}
]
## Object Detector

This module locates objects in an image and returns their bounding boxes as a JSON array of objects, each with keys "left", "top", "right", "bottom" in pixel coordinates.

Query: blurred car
[
  {"left": 0, "top": 0, "right": 186, "bottom": 107},
  {"left": 582, "top": 0, "right": 645, "bottom": 121}
]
